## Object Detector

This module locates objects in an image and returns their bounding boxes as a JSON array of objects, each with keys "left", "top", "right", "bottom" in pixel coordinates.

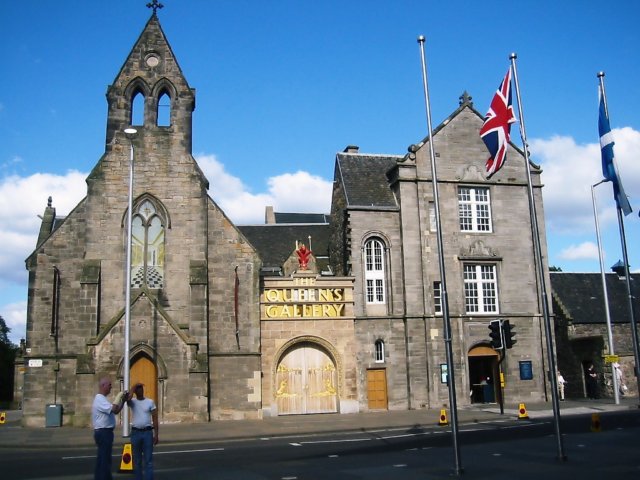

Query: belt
[
  {"left": 131, "top": 426, "right": 153, "bottom": 431},
  {"left": 95, "top": 427, "right": 114, "bottom": 431}
]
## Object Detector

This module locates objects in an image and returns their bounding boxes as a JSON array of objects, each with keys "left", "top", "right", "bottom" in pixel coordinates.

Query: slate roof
[
  {"left": 550, "top": 272, "right": 640, "bottom": 324},
  {"left": 335, "top": 153, "right": 401, "bottom": 208},
  {"left": 274, "top": 212, "right": 330, "bottom": 224},
  {"left": 238, "top": 223, "right": 330, "bottom": 273}
]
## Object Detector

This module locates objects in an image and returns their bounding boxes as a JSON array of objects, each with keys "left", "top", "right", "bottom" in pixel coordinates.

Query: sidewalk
[{"left": 0, "top": 397, "right": 637, "bottom": 449}]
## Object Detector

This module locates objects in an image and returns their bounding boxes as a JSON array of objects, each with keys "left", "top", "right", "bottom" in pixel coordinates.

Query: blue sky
[{"left": 1, "top": 1, "right": 639, "bottom": 344}]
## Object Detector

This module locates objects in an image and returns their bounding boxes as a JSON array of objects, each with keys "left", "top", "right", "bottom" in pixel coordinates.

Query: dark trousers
[
  {"left": 131, "top": 428, "right": 154, "bottom": 480},
  {"left": 94, "top": 428, "right": 114, "bottom": 480}
]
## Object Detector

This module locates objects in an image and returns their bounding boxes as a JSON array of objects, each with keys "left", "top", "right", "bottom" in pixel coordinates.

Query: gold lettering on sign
[{"left": 263, "top": 285, "right": 350, "bottom": 319}]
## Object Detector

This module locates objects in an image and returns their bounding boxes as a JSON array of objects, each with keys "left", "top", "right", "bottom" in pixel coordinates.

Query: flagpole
[
  {"left": 509, "top": 53, "right": 565, "bottom": 460},
  {"left": 591, "top": 180, "right": 620, "bottom": 404},
  {"left": 417, "top": 35, "right": 462, "bottom": 475},
  {"left": 598, "top": 72, "right": 640, "bottom": 405}
]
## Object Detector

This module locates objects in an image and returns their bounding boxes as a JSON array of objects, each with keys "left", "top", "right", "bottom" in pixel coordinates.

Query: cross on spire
[{"left": 146, "top": 0, "right": 164, "bottom": 14}]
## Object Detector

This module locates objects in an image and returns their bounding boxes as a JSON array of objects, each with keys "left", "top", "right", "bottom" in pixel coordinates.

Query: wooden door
[
  {"left": 130, "top": 356, "right": 157, "bottom": 403},
  {"left": 276, "top": 345, "right": 338, "bottom": 415},
  {"left": 367, "top": 369, "right": 388, "bottom": 410}
]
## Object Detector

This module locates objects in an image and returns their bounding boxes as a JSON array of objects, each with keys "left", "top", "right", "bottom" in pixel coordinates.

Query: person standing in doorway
[
  {"left": 92, "top": 377, "right": 127, "bottom": 480},
  {"left": 557, "top": 371, "right": 567, "bottom": 401},
  {"left": 586, "top": 363, "right": 599, "bottom": 399},
  {"left": 127, "top": 383, "right": 159, "bottom": 480}
]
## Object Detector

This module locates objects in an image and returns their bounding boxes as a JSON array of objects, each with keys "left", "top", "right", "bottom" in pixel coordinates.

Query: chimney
[
  {"left": 343, "top": 145, "right": 359, "bottom": 153},
  {"left": 265, "top": 206, "right": 276, "bottom": 224}
]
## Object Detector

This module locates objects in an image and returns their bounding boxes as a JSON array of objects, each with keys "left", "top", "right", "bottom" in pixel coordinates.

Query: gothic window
[
  {"left": 463, "top": 264, "right": 498, "bottom": 314},
  {"left": 131, "top": 90, "right": 145, "bottom": 126},
  {"left": 458, "top": 187, "right": 492, "bottom": 232},
  {"left": 131, "top": 199, "right": 166, "bottom": 289},
  {"left": 157, "top": 91, "right": 171, "bottom": 127},
  {"left": 364, "top": 238, "right": 386, "bottom": 304},
  {"left": 374, "top": 340, "right": 385, "bottom": 363}
]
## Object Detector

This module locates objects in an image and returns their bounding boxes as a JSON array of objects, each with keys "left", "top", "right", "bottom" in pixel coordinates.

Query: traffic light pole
[{"left": 497, "top": 349, "right": 505, "bottom": 415}]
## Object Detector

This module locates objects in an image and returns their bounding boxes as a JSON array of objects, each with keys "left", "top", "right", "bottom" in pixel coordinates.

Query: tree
[
  {"left": 0, "top": 315, "right": 18, "bottom": 403},
  {"left": 549, "top": 266, "right": 563, "bottom": 272}
]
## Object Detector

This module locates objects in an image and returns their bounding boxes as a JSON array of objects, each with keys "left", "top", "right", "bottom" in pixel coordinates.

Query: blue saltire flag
[
  {"left": 480, "top": 67, "right": 517, "bottom": 178},
  {"left": 599, "top": 94, "right": 632, "bottom": 216}
]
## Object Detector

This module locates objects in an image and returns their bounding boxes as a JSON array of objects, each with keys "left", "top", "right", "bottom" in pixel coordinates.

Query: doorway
[
  {"left": 130, "top": 354, "right": 158, "bottom": 404},
  {"left": 275, "top": 342, "right": 338, "bottom": 415},
  {"left": 468, "top": 345, "right": 499, "bottom": 404},
  {"left": 366, "top": 369, "right": 388, "bottom": 410}
]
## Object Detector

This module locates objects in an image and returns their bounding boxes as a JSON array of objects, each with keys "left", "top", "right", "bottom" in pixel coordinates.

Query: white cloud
[
  {"left": 558, "top": 242, "right": 600, "bottom": 261},
  {"left": 533, "top": 127, "right": 640, "bottom": 235},
  {"left": 0, "top": 171, "right": 87, "bottom": 284},
  {"left": 196, "top": 154, "right": 332, "bottom": 224}
]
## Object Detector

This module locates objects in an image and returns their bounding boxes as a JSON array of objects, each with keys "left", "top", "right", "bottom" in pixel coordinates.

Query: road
[{"left": 1, "top": 411, "right": 638, "bottom": 479}]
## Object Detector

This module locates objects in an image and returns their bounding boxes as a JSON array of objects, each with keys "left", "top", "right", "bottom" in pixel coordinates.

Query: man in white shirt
[
  {"left": 127, "top": 383, "right": 159, "bottom": 480},
  {"left": 92, "top": 377, "right": 127, "bottom": 480}
]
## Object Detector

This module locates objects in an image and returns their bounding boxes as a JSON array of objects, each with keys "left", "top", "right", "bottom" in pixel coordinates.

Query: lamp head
[{"left": 124, "top": 127, "right": 138, "bottom": 140}]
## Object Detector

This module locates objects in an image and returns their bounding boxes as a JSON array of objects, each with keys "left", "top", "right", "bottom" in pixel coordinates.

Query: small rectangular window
[
  {"left": 374, "top": 340, "right": 385, "bottom": 363},
  {"left": 433, "top": 281, "right": 442, "bottom": 315}
]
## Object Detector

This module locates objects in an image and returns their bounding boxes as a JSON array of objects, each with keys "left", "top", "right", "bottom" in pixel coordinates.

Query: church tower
[{"left": 21, "top": 6, "right": 262, "bottom": 426}]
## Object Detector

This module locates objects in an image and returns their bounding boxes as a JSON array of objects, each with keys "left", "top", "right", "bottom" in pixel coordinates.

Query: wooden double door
[{"left": 276, "top": 344, "right": 338, "bottom": 415}]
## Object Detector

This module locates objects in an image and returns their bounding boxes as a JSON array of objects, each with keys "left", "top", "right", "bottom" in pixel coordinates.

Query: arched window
[
  {"left": 374, "top": 340, "right": 385, "bottom": 363},
  {"left": 157, "top": 91, "right": 171, "bottom": 127},
  {"left": 131, "top": 91, "right": 145, "bottom": 126},
  {"left": 130, "top": 199, "right": 166, "bottom": 289},
  {"left": 364, "top": 238, "right": 385, "bottom": 304}
]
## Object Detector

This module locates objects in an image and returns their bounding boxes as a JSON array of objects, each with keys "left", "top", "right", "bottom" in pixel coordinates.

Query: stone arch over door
[{"left": 274, "top": 336, "right": 340, "bottom": 415}]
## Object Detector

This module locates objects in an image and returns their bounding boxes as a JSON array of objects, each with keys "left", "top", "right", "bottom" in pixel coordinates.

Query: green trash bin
[{"left": 45, "top": 404, "right": 62, "bottom": 427}]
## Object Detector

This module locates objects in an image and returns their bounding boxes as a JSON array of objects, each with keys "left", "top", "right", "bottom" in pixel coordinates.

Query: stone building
[
  {"left": 551, "top": 269, "right": 639, "bottom": 399},
  {"left": 18, "top": 11, "right": 555, "bottom": 426},
  {"left": 324, "top": 94, "right": 553, "bottom": 411},
  {"left": 21, "top": 13, "right": 262, "bottom": 426}
]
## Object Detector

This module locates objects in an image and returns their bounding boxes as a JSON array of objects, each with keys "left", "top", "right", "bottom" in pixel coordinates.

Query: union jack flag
[{"left": 480, "top": 68, "right": 517, "bottom": 177}]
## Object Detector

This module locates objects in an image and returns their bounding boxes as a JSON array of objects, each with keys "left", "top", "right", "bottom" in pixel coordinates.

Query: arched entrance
[
  {"left": 130, "top": 354, "right": 158, "bottom": 404},
  {"left": 468, "top": 345, "right": 499, "bottom": 404},
  {"left": 275, "top": 342, "right": 338, "bottom": 415}
]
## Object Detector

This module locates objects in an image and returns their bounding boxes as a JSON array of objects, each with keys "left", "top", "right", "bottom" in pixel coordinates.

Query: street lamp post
[{"left": 122, "top": 127, "right": 137, "bottom": 437}]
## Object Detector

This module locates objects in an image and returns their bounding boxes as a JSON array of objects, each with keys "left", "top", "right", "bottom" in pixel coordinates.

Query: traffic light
[
  {"left": 503, "top": 320, "right": 517, "bottom": 349},
  {"left": 488, "top": 320, "right": 503, "bottom": 349}
]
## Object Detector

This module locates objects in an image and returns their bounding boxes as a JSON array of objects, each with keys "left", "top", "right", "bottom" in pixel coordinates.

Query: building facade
[
  {"left": 551, "top": 269, "right": 639, "bottom": 400},
  {"left": 20, "top": 14, "right": 262, "bottom": 426},
  {"left": 18, "top": 12, "right": 555, "bottom": 426}
]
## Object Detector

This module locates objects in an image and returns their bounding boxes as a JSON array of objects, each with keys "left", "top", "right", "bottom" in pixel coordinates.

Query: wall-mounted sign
[
  {"left": 519, "top": 360, "right": 533, "bottom": 380},
  {"left": 262, "top": 275, "right": 354, "bottom": 321},
  {"left": 28, "top": 359, "right": 43, "bottom": 368}
]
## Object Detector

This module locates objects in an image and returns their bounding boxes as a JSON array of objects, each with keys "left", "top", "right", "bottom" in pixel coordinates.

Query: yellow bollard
[
  {"left": 591, "top": 413, "right": 601, "bottom": 432},
  {"left": 119, "top": 442, "right": 134, "bottom": 472},
  {"left": 517, "top": 403, "right": 529, "bottom": 420},
  {"left": 438, "top": 408, "right": 449, "bottom": 426}
]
